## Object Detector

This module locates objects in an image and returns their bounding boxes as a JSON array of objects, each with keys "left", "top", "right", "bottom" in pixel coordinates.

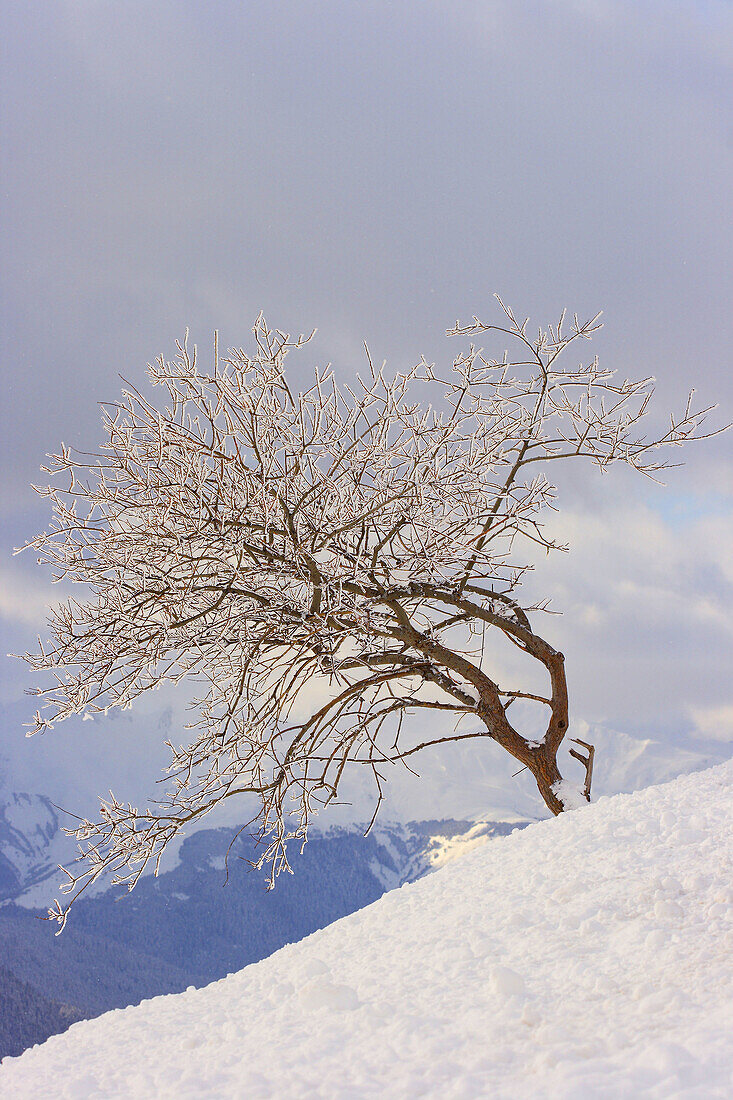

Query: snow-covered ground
[{"left": 1, "top": 760, "right": 731, "bottom": 1099}]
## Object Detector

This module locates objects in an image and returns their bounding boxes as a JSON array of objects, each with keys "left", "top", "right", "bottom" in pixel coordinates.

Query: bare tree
[{"left": 18, "top": 301, "right": 723, "bottom": 926}]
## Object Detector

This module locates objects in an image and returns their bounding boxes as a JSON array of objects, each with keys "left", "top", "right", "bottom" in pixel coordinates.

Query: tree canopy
[{"left": 19, "top": 301, "right": 722, "bottom": 926}]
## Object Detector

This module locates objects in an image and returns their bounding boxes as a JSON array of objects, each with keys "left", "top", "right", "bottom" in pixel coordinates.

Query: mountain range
[{"left": 0, "top": 793, "right": 524, "bottom": 1060}]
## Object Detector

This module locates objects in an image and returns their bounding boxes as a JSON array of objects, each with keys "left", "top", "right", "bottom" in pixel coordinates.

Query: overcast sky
[{"left": 1, "top": 1, "right": 732, "bottom": 815}]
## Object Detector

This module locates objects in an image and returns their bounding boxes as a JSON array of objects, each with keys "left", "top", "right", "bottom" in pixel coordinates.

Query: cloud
[
  {"left": 689, "top": 704, "right": 733, "bottom": 743},
  {"left": 522, "top": 485, "right": 733, "bottom": 727},
  {"left": 0, "top": 567, "right": 61, "bottom": 630}
]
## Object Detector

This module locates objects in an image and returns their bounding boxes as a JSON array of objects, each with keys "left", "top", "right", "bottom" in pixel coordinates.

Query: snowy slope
[{"left": 2, "top": 761, "right": 731, "bottom": 1099}]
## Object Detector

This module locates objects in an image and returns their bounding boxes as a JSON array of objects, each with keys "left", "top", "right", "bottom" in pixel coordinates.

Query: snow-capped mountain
[
  {"left": 2, "top": 711, "right": 726, "bottom": 907},
  {"left": 0, "top": 794, "right": 73, "bottom": 903},
  {"left": 2, "top": 759, "right": 731, "bottom": 1098}
]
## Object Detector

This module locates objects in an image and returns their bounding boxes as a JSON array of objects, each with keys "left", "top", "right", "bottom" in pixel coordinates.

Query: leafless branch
[{"left": 16, "top": 306, "right": 724, "bottom": 926}]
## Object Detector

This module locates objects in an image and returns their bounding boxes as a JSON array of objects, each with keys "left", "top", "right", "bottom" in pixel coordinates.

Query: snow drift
[{"left": 1, "top": 760, "right": 731, "bottom": 1099}]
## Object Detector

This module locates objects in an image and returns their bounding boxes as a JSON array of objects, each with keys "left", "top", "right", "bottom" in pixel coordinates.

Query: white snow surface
[{"left": 2, "top": 761, "right": 732, "bottom": 1099}]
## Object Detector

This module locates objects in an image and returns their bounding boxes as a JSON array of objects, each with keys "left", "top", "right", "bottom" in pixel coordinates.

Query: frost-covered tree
[{"left": 18, "top": 302, "right": 722, "bottom": 926}]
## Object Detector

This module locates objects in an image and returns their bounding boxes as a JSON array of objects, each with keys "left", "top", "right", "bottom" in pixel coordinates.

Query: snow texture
[
  {"left": 1, "top": 760, "right": 732, "bottom": 1099},
  {"left": 551, "top": 778, "right": 589, "bottom": 810}
]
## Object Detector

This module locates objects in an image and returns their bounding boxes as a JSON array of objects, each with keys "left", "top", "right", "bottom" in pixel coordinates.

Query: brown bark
[
  {"left": 529, "top": 749, "right": 565, "bottom": 816},
  {"left": 474, "top": 647, "right": 570, "bottom": 818}
]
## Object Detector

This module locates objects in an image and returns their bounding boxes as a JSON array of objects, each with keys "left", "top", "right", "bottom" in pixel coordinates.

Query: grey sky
[{"left": 1, "top": 1, "right": 732, "bottom": 811}]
